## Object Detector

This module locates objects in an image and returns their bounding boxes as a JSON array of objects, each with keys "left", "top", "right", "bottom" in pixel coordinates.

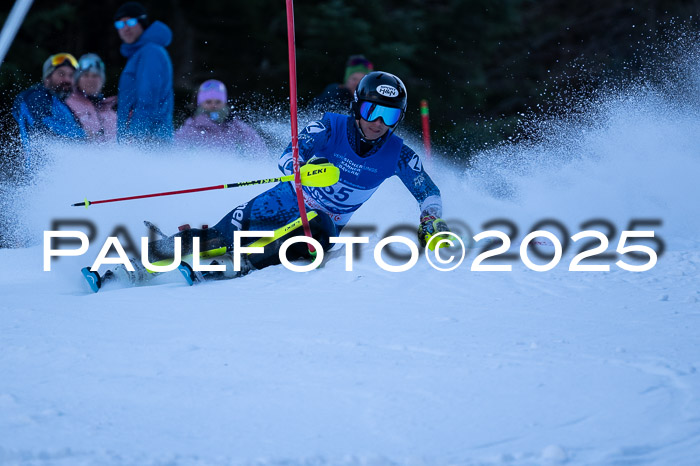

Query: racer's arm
[
  {"left": 394, "top": 144, "right": 442, "bottom": 218},
  {"left": 395, "top": 144, "right": 456, "bottom": 249},
  {"left": 279, "top": 115, "right": 333, "bottom": 175}
]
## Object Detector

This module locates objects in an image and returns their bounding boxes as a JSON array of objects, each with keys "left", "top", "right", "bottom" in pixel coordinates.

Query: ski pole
[
  {"left": 0, "top": 0, "right": 34, "bottom": 68},
  {"left": 71, "top": 163, "right": 339, "bottom": 209}
]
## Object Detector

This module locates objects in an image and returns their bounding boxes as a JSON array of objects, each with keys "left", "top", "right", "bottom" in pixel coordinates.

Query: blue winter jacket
[
  {"left": 117, "top": 20, "right": 174, "bottom": 142},
  {"left": 11, "top": 84, "right": 86, "bottom": 155}
]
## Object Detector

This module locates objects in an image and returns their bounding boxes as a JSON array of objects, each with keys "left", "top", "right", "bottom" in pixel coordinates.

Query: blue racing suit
[{"left": 213, "top": 113, "right": 442, "bottom": 247}]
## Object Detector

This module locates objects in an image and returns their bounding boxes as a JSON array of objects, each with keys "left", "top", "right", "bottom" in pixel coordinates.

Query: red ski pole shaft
[
  {"left": 73, "top": 184, "right": 226, "bottom": 208},
  {"left": 71, "top": 166, "right": 341, "bottom": 209},
  {"left": 285, "top": 0, "right": 315, "bottom": 254},
  {"left": 72, "top": 176, "right": 284, "bottom": 208}
]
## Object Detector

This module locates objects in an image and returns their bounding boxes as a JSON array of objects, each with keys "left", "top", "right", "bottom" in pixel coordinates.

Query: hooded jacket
[{"left": 117, "top": 20, "right": 174, "bottom": 142}]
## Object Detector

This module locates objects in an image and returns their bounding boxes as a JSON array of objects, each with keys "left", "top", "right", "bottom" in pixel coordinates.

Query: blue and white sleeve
[
  {"left": 395, "top": 144, "right": 443, "bottom": 218},
  {"left": 278, "top": 115, "right": 333, "bottom": 175}
]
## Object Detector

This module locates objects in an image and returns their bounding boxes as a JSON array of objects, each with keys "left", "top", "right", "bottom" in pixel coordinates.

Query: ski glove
[{"left": 418, "top": 215, "right": 454, "bottom": 250}]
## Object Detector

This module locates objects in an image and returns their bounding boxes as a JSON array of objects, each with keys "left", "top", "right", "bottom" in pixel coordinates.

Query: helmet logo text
[{"left": 376, "top": 85, "right": 399, "bottom": 97}]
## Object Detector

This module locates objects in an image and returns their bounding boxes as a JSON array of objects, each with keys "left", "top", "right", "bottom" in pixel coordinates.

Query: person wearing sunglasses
[
  {"left": 278, "top": 71, "right": 450, "bottom": 250},
  {"left": 313, "top": 55, "right": 374, "bottom": 113},
  {"left": 11, "top": 53, "right": 86, "bottom": 162},
  {"left": 65, "top": 54, "right": 117, "bottom": 142},
  {"left": 174, "top": 79, "right": 266, "bottom": 152},
  {"left": 113, "top": 1, "right": 174, "bottom": 142}
]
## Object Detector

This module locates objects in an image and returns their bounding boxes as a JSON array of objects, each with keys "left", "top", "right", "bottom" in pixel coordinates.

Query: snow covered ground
[{"left": 1, "top": 84, "right": 700, "bottom": 464}]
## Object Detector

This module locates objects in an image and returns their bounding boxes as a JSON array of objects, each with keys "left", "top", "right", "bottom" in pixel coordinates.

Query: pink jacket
[
  {"left": 65, "top": 93, "right": 117, "bottom": 142},
  {"left": 175, "top": 113, "right": 266, "bottom": 152}
]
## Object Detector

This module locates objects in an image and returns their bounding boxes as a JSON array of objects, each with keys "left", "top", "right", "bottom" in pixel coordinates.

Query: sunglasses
[
  {"left": 49, "top": 53, "right": 78, "bottom": 69},
  {"left": 114, "top": 16, "right": 144, "bottom": 29},
  {"left": 359, "top": 101, "right": 403, "bottom": 127}
]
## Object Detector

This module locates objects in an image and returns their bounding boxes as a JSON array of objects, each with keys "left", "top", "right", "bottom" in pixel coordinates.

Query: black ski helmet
[{"left": 352, "top": 71, "right": 407, "bottom": 126}]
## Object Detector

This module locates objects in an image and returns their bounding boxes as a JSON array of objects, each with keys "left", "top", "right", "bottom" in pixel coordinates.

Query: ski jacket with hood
[{"left": 117, "top": 20, "right": 174, "bottom": 142}]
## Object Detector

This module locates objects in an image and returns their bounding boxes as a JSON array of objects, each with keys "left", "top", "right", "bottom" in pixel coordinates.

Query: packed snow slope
[{"left": 1, "top": 87, "right": 700, "bottom": 464}]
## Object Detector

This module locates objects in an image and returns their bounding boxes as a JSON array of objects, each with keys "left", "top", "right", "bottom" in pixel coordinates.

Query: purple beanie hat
[{"left": 197, "top": 79, "right": 227, "bottom": 105}]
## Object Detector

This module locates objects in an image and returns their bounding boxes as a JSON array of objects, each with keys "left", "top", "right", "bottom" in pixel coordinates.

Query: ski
[
  {"left": 80, "top": 266, "right": 123, "bottom": 293},
  {"left": 81, "top": 259, "right": 188, "bottom": 293},
  {"left": 80, "top": 267, "right": 102, "bottom": 293},
  {"left": 81, "top": 212, "right": 320, "bottom": 292},
  {"left": 178, "top": 254, "right": 253, "bottom": 285},
  {"left": 173, "top": 214, "right": 320, "bottom": 286},
  {"left": 177, "top": 261, "right": 196, "bottom": 286}
]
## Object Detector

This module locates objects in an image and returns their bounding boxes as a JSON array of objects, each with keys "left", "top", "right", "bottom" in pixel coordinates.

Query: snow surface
[{"left": 1, "top": 83, "right": 700, "bottom": 465}]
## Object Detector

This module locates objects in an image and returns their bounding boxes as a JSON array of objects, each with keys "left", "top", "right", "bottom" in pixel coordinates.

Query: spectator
[
  {"left": 11, "top": 53, "right": 86, "bottom": 158},
  {"left": 175, "top": 79, "right": 266, "bottom": 152},
  {"left": 312, "top": 55, "right": 374, "bottom": 113},
  {"left": 114, "top": 1, "right": 173, "bottom": 143},
  {"left": 65, "top": 54, "right": 117, "bottom": 142}
]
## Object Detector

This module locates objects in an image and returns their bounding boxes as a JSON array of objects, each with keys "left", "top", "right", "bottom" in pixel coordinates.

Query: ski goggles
[
  {"left": 359, "top": 101, "right": 403, "bottom": 127},
  {"left": 48, "top": 53, "right": 78, "bottom": 69},
  {"left": 114, "top": 16, "right": 144, "bottom": 29},
  {"left": 78, "top": 55, "right": 105, "bottom": 74}
]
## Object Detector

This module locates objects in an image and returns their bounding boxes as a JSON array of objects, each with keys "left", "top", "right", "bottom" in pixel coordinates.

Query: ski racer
[{"left": 84, "top": 71, "right": 451, "bottom": 288}]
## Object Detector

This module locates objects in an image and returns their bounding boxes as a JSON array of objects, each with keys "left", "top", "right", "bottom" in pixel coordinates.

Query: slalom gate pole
[
  {"left": 70, "top": 164, "right": 340, "bottom": 208},
  {"left": 420, "top": 99, "right": 432, "bottom": 160},
  {"left": 285, "top": 0, "right": 316, "bottom": 256},
  {"left": 0, "top": 0, "right": 33, "bottom": 68}
]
